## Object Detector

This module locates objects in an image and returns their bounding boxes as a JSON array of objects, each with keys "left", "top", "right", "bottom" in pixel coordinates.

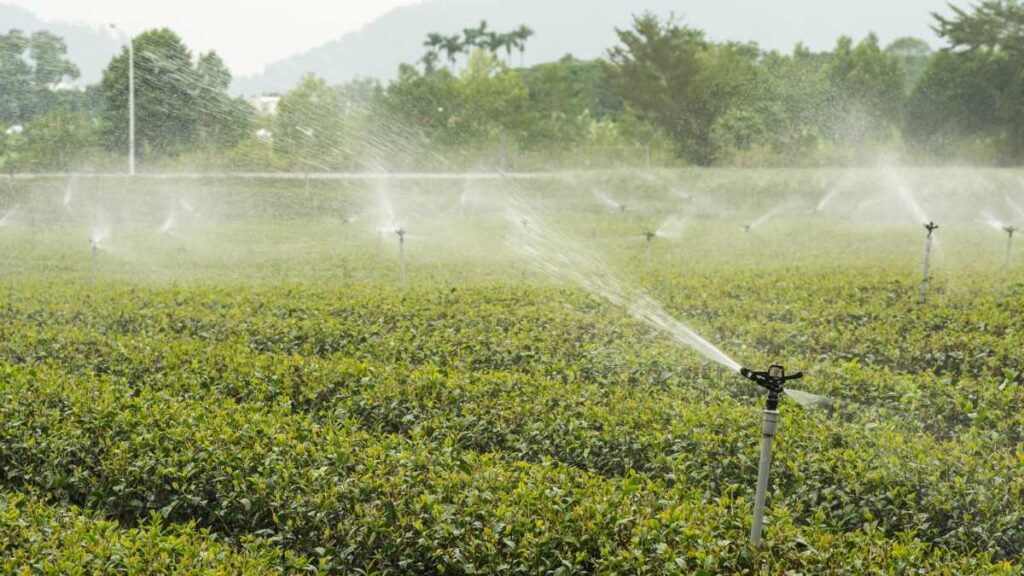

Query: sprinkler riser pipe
[
  {"left": 399, "top": 240, "right": 406, "bottom": 290},
  {"left": 918, "top": 232, "right": 935, "bottom": 304},
  {"left": 1006, "top": 231, "right": 1015, "bottom": 270},
  {"left": 750, "top": 409, "right": 779, "bottom": 548}
]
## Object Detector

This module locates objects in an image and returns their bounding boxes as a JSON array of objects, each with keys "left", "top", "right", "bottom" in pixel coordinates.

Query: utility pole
[{"left": 110, "top": 24, "right": 135, "bottom": 176}]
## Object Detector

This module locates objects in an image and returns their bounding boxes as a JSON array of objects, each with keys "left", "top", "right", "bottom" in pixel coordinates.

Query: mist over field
[{"left": 0, "top": 1, "right": 1023, "bottom": 574}]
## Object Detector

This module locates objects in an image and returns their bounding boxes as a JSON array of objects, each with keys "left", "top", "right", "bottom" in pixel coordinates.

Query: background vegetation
[{"left": 6, "top": 2, "right": 1024, "bottom": 170}]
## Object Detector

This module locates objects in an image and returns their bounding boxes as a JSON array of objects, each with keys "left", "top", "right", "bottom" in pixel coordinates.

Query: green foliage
[
  {"left": 378, "top": 52, "right": 532, "bottom": 166},
  {"left": 885, "top": 37, "right": 934, "bottom": 94},
  {"left": 608, "top": 14, "right": 712, "bottom": 163},
  {"left": 0, "top": 30, "right": 80, "bottom": 125},
  {"left": 906, "top": 1, "right": 1024, "bottom": 161},
  {"left": 825, "top": 34, "right": 906, "bottom": 146},
  {"left": 0, "top": 491, "right": 305, "bottom": 573},
  {"left": 0, "top": 128, "right": 25, "bottom": 176},
  {"left": 100, "top": 28, "right": 250, "bottom": 162},
  {"left": 0, "top": 173, "right": 1021, "bottom": 571},
  {"left": 274, "top": 74, "right": 350, "bottom": 170}
]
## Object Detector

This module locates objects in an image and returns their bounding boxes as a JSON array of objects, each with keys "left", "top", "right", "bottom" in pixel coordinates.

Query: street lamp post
[{"left": 110, "top": 24, "right": 135, "bottom": 176}]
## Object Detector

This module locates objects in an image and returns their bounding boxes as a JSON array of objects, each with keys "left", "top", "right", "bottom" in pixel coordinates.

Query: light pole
[{"left": 110, "top": 24, "right": 135, "bottom": 176}]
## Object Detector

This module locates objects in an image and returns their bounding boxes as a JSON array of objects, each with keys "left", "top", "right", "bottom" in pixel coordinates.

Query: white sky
[{"left": 8, "top": 0, "right": 419, "bottom": 75}]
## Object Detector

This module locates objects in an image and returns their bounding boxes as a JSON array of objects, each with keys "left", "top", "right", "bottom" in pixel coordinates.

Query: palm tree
[
  {"left": 441, "top": 34, "right": 463, "bottom": 71},
  {"left": 499, "top": 32, "right": 516, "bottom": 63},
  {"left": 463, "top": 20, "right": 489, "bottom": 49},
  {"left": 513, "top": 25, "right": 534, "bottom": 66},
  {"left": 419, "top": 50, "right": 440, "bottom": 74},
  {"left": 423, "top": 32, "right": 445, "bottom": 52},
  {"left": 483, "top": 31, "right": 504, "bottom": 55}
]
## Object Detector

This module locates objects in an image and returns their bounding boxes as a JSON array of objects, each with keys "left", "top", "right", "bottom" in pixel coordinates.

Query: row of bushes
[
  {"left": 0, "top": 283, "right": 1020, "bottom": 559},
  {"left": 0, "top": 490, "right": 303, "bottom": 573},
  {"left": 0, "top": 364, "right": 1016, "bottom": 573}
]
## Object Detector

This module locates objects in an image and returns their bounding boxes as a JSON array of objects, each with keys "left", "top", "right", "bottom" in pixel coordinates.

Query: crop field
[{"left": 0, "top": 170, "right": 1022, "bottom": 574}]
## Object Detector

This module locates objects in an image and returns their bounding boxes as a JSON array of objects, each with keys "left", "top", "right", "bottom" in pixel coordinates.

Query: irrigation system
[
  {"left": 395, "top": 227, "right": 407, "bottom": 289},
  {"left": 1004, "top": 225, "right": 1018, "bottom": 269},
  {"left": 918, "top": 222, "right": 939, "bottom": 304},
  {"left": 740, "top": 364, "right": 805, "bottom": 548},
  {"left": 89, "top": 237, "right": 99, "bottom": 283}
]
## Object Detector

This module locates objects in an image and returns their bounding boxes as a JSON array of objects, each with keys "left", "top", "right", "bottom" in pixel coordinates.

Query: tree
[
  {"left": 101, "top": 29, "right": 196, "bottom": 158},
  {"left": 906, "top": 47, "right": 1012, "bottom": 160},
  {"left": 885, "top": 37, "right": 933, "bottom": 93},
  {"left": 441, "top": 35, "right": 464, "bottom": 70},
  {"left": 512, "top": 25, "right": 535, "bottom": 65},
  {"left": 607, "top": 14, "right": 713, "bottom": 163},
  {"left": 194, "top": 52, "right": 252, "bottom": 150},
  {"left": 0, "top": 126, "right": 26, "bottom": 176},
  {"left": 274, "top": 74, "right": 349, "bottom": 170},
  {"left": 913, "top": 0, "right": 1024, "bottom": 160},
  {"left": 825, "top": 34, "right": 906, "bottom": 145},
  {"left": 100, "top": 28, "right": 249, "bottom": 162},
  {"left": 756, "top": 45, "right": 833, "bottom": 160},
  {"left": 21, "top": 109, "right": 98, "bottom": 170},
  {"left": 0, "top": 30, "right": 80, "bottom": 124},
  {"left": 462, "top": 21, "right": 489, "bottom": 50}
]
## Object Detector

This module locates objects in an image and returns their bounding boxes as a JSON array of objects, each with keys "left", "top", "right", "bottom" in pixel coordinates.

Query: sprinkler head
[
  {"left": 923, "top": 222, "right": 939, "bottom": 237},
  {"left": 618, "top": 204, "right": 627, "bottom": 213},
  {"left": 1004, "top": 225, "right": 1018, "bottom": 237},
  {"left": 395, "top": 228, "right": 407, "bottom": 241},
  {"left": 741, "top": 364, "right": 804, "bottom": 410},
  {"left": 644, "top": 231, "right": 656, "bottom": 242},
  {"left": 743, "top": 224, "right": 752, "bottom": 233}
]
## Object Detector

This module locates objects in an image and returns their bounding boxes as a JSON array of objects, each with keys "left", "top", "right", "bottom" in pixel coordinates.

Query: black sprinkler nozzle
[
  {"left": 644, "top": 231, "right": 656, "bottom": 242},
  {"left": 924, "top": 222, "right": 939, "bottom": 236},
  {"left": 741, "top": 365, "right": 804, "bottom": 410}
]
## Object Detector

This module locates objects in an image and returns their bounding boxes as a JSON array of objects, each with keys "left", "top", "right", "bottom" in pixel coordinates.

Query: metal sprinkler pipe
[
  {"left": 918, "top": 222, "right": 939, "bottom": 304},
  {"left": 395, "top": 228, "right": 407, "bottom": 290},
  {"left": 1004, "top": 226, "right": 1018, "bottom": 270},
  {"left": 739, "top": 364, "right": 804, "bottom": 548}
]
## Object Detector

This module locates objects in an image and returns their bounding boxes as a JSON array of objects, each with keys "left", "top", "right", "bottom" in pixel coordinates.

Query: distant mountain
[
  {"left": 232, "top": 0, "right": 945, "bottom": 96},
  {"left": 0, "top": 2, "right": 122, "bottom": 85}
]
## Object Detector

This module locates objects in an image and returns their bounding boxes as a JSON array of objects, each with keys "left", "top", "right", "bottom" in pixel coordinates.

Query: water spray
[
  {"left": 1004, "top": 225, "right": 1018, "bottom": 270},
  {"left": 90, "top": 237, "right": 99, "bottom": 283},
  {"left": 740, "top": 364, "right": 804, "bottom": 548},
  {"left": 918, "top": 222, "right": 939, "bottom": 304}
]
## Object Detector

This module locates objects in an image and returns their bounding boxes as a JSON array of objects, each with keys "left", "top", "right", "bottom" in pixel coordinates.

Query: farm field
[{"left": 0, "top": 170, "right": 1022, "bottom": 574}]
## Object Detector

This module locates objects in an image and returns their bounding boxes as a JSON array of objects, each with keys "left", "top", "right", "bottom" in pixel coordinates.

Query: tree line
[{"left": 3, "top": 2, "right": 1024, "bottom": 172}]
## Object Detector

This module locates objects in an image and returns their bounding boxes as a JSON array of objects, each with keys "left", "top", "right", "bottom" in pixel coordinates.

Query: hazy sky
[
  {"left": 8, "top": 0, "right": 419, "bottom": 75},
  {"left": 7, "top": 0, "right": 951, "bottom": 77}
]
